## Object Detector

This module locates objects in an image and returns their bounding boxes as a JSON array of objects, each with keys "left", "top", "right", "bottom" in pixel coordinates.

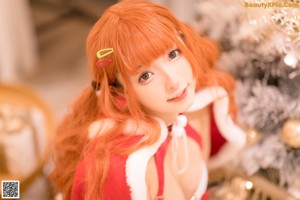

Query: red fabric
[
  {"left": 71, "top": 153, "right": 131, "bottom": 200},
  {"left": 210, "top": 107, "right": 226, "bottom": 157},
  {"left": 71, "top": 135, "right": 143, "bottom": 200},
  {"left": 71, "top": 118, "right": 219, "bottom": 200},
  {"left": 154, "top": 135, "right": 172, "bottom": 198},
  {"left": 154, "top": 124, "right": 204, "bottom": 199},
  {"left": 185, "top": 124, "right": 203, "bottom": 148},
  {"left": 201, "top": 190, "right": 210, "bottom": 200},
  {"left": 102, "top": 154, "right": 131, "bottom": 200},
  {"left": 71, "top": 161, "right": 86, "bottom": 200}
]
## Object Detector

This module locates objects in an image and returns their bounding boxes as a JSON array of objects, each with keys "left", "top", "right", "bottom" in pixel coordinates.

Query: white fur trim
[
  {"left": 187, "top": 86, "right": 246, "bottom": 169},
  {"left": 88, "top": 118, "right": 149, "bottom": 139},
  {"left": 194, "top": 162, "right": 208, "bottom": 199},
  {"left": 187, "top": 86, "right": 227, "bottom": 112},
  {"left": 125, "top": 117, "right": 168, "bottom": 200},
  {"left": 123, "top": 119, "right": 148, "bottom": 135},
  {"left": 88, "top": 118, "right": 115, "bottom": 139},
  {"left": 124, "top": 115, "right": 209, "bottom": 199}
]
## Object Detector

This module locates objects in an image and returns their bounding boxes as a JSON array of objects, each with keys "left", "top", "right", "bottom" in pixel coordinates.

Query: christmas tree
[{"left": 195, "top": 0, "right": 300, "bottom": 199}]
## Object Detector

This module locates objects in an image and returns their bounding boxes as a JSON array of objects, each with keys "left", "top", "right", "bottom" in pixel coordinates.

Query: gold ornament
[
  {"left": 211, "top": 177, "right": 253, "bottom": 200},
  {"left": 246, "top": 128, "right": 260, "bottom": 145},
  {"left": 281, "top": 119, "right": 300, "bottom": 148},
  {"left": 0, "top": 104, "right": 28, "bottom": 134},
  {"left": 272, "top": 7, "right": 300, "bottom": 37}
]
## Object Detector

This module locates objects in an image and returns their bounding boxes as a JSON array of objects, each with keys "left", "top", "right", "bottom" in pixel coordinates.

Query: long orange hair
[{"left": 50, "top": 0, "right": 236, "bottom": 199}]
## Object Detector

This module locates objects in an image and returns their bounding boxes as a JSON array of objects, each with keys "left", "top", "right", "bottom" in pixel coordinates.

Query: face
[{"left": 129, "top": 47, "right": 196, "bottom": 125}]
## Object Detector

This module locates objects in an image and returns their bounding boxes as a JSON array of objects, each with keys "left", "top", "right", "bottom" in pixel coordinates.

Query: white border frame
[{"left": 1, "top": 180, "right": 20, "bottom": 199}]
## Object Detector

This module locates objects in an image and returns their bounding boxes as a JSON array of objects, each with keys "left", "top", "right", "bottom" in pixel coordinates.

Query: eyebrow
[
  {"left": 134, "top": 65, "right": 146, "bottom": 72},
  {"left": 135, "top": 65, "right": 143, "bottom": 70},
  {"left": 129, "top": 65, "right": 144, "bottom": 76},
  {"left": 133, "top": 45, "right": 178, "bottom": 71}
]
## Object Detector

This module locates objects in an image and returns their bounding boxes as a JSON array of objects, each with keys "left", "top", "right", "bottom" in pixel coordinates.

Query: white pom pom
[
  {"left": 171, "top": 115, "right": 188, "bottom": 138},
  {"left": 171, "top": 125, "right": 183, "bottom": 138},
  {"left": 176, "top": 115, "right": 187, "bottom": 127}
]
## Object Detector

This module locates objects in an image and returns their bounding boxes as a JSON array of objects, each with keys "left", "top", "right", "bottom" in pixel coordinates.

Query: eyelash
[
  {"left": 138, "top": 71, "right": 154, "bottom": 83},
  {"left": 168, "top": 48, "right": 181, "bottom": 60},
  {"left": 138, "top": 48, "right": 181, "bottom": 83}
]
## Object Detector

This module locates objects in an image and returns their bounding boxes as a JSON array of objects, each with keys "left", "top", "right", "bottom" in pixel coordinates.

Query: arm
[{"left": 186, "top": 86, "right": 246, "bottom": 169}]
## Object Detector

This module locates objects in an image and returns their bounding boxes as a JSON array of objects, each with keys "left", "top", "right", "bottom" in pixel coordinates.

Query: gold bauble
[
  {"left": 246, "top": 128, "right": 260, "bottom": 145},
  {"left": 281, "top": 119, "right": 300, "bottom": 148}
]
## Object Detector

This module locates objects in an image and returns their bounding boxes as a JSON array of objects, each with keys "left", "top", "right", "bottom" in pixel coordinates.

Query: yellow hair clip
[
  {"left": 96, "top": 48, "right": 114, "bottom": 68},
  {"left": 96, "top": 48, "right": 114, "bottom": 59}
]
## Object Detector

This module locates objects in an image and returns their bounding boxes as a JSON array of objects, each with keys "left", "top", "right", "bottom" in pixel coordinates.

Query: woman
[{"left": 50, "top": 0, "right": 245, "bottom": 199}]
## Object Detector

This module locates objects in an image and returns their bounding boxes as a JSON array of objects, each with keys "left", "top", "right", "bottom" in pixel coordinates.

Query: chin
[
  {"left": 187, "top": 85, "right": 196, "bottom": 102},
  {"left": 180, "top": 89, "right": 195, "bottom": 113}
]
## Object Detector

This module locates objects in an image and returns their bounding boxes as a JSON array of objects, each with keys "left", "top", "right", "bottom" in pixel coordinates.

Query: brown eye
[
  {"left": 138, "top": 72, "right": 154, "bottom": 83},
  {"left": 168, "top": 49, "right": 181, "bottom": 60},
  {"left": 141, "top": 73, "right": 149, "bottom": 80}
]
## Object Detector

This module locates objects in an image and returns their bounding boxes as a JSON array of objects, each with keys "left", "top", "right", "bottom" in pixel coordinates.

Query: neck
[
  {"left": 162, "top": 113, "right": 179, "bottom": 126},
  {"left": 146, "top": 111, "right": 179, "bottom": 127},
  {"left": 158, "top": 114, "right": 179, "bottom": 127}
]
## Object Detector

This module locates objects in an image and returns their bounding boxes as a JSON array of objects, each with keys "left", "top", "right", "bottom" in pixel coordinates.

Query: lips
[{"left": 167, "top": 87, "right": 187, "bottom": 102}]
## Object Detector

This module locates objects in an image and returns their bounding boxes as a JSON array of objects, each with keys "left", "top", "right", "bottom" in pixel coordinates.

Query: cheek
[
  {"left": 133, "top": 83, "right": 165, "bottom": 109},
  {"left": 179, "top": 59, "right": 194, "bottom": 78}
]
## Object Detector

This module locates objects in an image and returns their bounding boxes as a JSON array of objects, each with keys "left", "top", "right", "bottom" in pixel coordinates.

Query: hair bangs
[{"left": 114, "top": 14, "right": 180, "bottom": 74}]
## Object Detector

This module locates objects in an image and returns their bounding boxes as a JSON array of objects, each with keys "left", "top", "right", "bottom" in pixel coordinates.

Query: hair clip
[
  {"left": 96, "top": 48, "right": 114, "bottom": 69},
  {"left": 96, "top": 48, "right": 114, "bottom": 59},
  {"left": 96, "top": 59, "right": 113, "bottom": 68}
]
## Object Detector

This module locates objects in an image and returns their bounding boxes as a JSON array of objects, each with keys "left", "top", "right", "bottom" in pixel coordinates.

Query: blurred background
[
  {"left": 0, "top": 0, "right": 198, "bottom": 199},
  {"left": 0, "top": 1, "right": 111, "bottom": 199},
  {"left": 0, "top": 0, "right": 198, "bottom": 121},
  {"left": 1, "top": 0, "right": 300, "bottom": 199}
]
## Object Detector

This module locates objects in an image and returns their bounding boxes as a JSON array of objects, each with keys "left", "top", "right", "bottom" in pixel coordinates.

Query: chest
[
  {"left": 146, "top": 136, "right": 205, "bottom": 200},
  {"left": 186, "top": 106, "right": 211, "bottom": 161}
]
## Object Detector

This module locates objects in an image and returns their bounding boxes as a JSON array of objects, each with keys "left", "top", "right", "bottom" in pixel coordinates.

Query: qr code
[{"left": 1, "top": 180, "right": 20, "bottom": 199}]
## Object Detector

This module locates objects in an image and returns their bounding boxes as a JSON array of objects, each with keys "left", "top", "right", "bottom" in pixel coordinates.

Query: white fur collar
[
  {"left": 125, "top": 117, "right": 168, "bottom": 200},
  {"left": 86, "top": 86, "right": 244, "bottom": 198},
  {"left": 187, "top": 86, "right": 246, "bottom": 169},
  {"left": 124, "top": 117, "right": 207, "bottom": 200},
  {"left": 87, "top": 116, "right": 209, "bottom": 200},
  {"left": 87, "top": 117, "right": 169, "bottom": 200}
]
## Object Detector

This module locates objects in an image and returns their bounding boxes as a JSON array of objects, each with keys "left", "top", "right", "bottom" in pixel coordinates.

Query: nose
[
  {"left": 167, "top": 77, "right": 179, "bottom": 91},
  {"left": 163, "top": 68, "right": 180, "bottom": 91}
]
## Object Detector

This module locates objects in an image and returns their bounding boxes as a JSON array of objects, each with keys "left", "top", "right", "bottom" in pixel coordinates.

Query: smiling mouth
[{"left": 167, "top": 87, "right": 188, "bottom": 102}]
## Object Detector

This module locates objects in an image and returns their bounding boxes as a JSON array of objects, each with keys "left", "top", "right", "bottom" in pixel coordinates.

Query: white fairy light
[
  {"left": 284, "top": 53, "right": 298, "bottom": 68},
  {"left": 245, "top": 181, "right": 254, "bottom": 190},
  {"left": 249, "top": 19, "right": 257, "bottom": 25}
]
